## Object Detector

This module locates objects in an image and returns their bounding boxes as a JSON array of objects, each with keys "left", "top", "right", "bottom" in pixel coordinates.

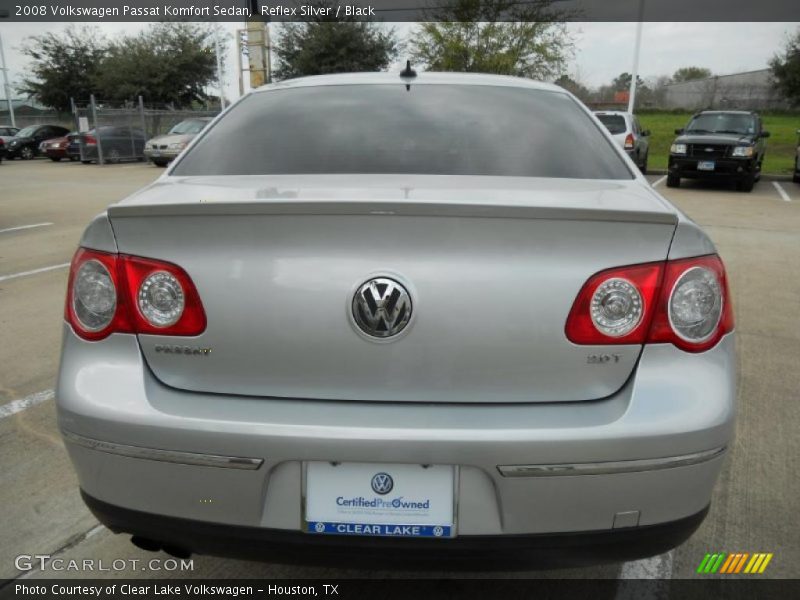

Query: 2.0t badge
[{"left": 352, "top": 277, "right": 412, "bottom": 339}]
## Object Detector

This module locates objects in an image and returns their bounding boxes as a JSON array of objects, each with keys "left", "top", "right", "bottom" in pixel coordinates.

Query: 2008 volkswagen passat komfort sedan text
[{"left": 57, "top": 72, "right": 735, "bottom": 569}]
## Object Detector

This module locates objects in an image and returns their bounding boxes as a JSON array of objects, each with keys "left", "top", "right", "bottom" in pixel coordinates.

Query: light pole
[
  {"left": 627, "top": 0, "right": 645, "bottom": 114},
  {"left": 215, "top": 30, "right": 226, "bottom": 110},
  {"left": 0, "top": 30, "right": 15, "bottom": 127}
]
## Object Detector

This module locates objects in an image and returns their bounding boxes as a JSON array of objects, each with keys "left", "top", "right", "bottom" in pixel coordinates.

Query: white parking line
[
  {"left": 651, "top": 176, "right": 666, "bottom": 188},
  {"left": 772, "top": 182, "right": 792, "bottom": 202},
  {"left": 0, "top": 222, "right": 53, "bottom": 234},
  {"left": 0, "top": 262, "right": 70, "bottom": 283},
  {"left": 0, "top": 389, "right": 55, "bottom": 420},
  {"left": 619, "top": 551, "right": 674, "bottom": 579}
]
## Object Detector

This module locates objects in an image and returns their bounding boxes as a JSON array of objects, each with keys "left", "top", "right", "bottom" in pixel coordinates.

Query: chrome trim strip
[
  {"left": 497, "top": 447, "right": 726, "bottom": 478},
  {"left": 62, "top": 430, "right": 263, "bottom": 470}
]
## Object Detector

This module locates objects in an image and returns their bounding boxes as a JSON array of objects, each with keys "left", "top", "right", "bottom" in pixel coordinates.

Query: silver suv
[
  {"left": 57, "top": 73, "right": 734, "bottom": 569},
  {"left": 594, "top": 110, "right": 650, "bottom": 173}
]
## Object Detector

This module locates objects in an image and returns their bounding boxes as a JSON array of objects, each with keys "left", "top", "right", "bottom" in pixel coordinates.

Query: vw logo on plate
[
  {"left": 352, "top": 277, "right": 412, "bottom": 339},
  {"left": 371, "top": 472, "right": 394, "bottom": 495}
]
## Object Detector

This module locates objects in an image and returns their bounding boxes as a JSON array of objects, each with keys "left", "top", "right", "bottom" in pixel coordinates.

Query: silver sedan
[{"left": 57, "top": 72, "right": 735, "bottom": 569}]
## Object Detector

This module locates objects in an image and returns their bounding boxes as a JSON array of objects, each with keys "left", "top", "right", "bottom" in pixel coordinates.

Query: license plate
[
  {"left": 304, "top": 462, "right": 456, "bottom": 538},
  {"left": 697, "top": 161, "right": 715, "bottom": 171},
  {"left": 151, "top": 152, "right": 161, "bottom": 157}
]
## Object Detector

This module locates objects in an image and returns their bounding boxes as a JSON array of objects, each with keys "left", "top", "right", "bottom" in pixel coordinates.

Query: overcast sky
[{"left": 1, "top": 21, "right": 798, "bottom": 104}]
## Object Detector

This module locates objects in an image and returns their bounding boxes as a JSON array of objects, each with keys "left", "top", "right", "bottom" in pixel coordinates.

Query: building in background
[{"left": 661, "top": 69, "right": 789, "bottom": 111}]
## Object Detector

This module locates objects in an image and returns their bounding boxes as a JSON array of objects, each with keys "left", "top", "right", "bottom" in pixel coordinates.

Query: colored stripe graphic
[{"left": 700, "top": 552, "right": 773, "bottom": 574}]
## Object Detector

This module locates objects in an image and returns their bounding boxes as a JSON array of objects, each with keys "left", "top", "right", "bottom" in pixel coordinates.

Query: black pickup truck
[{"left": 667, "top": 110, "right": 769, "bottom": 192}]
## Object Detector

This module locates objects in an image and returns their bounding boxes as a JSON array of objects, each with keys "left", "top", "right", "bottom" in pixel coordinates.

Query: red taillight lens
[
  {"left": 84, "top": 135, "right": 97, "bottom": 146},
  {"left": 121, "top": 254, "right": 206, "bottom": 335},
  {"left": 647, "top": 255, "right": 733, "bottom": 352},
  {"left": 624, "top": 133, "right": 635, "bottom": 149},
  {"left": 65, "top": 248, "right": 206, "bottom": 341},
  {"left": 565, "top": 262, "right": 664, "bottom": 345},
  {"left": 566, "top": 255, "right": 733, "bottom": 353}
]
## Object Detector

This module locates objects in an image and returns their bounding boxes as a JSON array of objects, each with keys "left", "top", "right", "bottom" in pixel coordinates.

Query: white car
[{"left": 594, "top": 110, "right": 650, "bottom": 173}]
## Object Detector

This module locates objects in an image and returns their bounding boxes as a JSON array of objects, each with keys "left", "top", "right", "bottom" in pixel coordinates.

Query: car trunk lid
[{"left": 108, "top": 174, "right": 676, "bottom": 403}]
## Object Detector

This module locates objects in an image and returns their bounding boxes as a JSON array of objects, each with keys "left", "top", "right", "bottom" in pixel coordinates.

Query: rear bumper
[
  {"left": 669, "top": 156, "right": 755, "bottom": 179},
  {"left": 57, "top": 326, "right": 735, "bottom": 563},
  {"left": 83, "top": 491, "right": 709, "bottom": 569}
]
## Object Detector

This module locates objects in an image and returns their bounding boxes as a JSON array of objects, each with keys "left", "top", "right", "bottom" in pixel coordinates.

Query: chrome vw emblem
[
  {"left": 352, "top": 277, "right": 412, "bottom": 338},
  {"left": 371, "top": 472, "right": 394, "bottom": 495}
]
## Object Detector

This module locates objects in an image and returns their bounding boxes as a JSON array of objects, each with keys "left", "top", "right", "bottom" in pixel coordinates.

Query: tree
[
  {"left": 554, "top": 75, "right": 589, "bottom": 101},
  {"left": 18, "top": 26, "right": 108, "bottom": 111},
  {"left": 769, "top": 29, "right": 800, "bottom": 106},
  {"left": 612, "top": 72, "right": 646, "bottom": 91},
  {"left": 408, "top": 0, "right": 574, "bottom": 80},
  {"left": 672, "top": 67, "right": 712, "bottom": 82},
  {"left": 274, "top": 15, "right": 398, "bottom": 80},
  {"left": 96, "top": 23, "right": 221, "bottom": 106}
]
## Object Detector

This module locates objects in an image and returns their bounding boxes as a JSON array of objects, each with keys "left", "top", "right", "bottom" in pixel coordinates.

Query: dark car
[
  {"left": 667, "top": 111, "right": 769, "bottom": 192},
  {"left": 76, "top": 126, "right": 147, "bottom": 164},
  {"left": 4, "top": 125, "right": 70, "bottom": 160},
  {"left": 0, "top": 138, "right": 6, "bottom": 163}
]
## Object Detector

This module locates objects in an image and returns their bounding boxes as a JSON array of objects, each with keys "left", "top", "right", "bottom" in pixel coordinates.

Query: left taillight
[
  {"left": 65, "top": 248, "right": 206, "bottom": 341},
  {"left": 624, "top": 133, "right": 635, "bottom": 149}
]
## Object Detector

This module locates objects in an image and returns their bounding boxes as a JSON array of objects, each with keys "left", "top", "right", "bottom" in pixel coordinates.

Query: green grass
[{"left": 637, "top": 111, "right": 800, "bottom": 175}]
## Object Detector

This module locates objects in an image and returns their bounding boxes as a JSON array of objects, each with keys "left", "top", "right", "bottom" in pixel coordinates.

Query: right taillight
[
  {"left": 624, "top": 133, "right": 635, "bottom": 149},
  {"left": 647, "top": 254, "right": 734, "bottom": 352},
  {"left": 65, "top": 248, "right": 206, "bottom": 341},
  {"left": 566, "top": 254, "right": 733, "bottom": 353}
]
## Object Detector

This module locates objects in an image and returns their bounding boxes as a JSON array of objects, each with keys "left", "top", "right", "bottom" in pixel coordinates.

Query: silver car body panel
[
  {"left": 105, "top": 175, "right": 676, "bottom": 403},
  {"left": 58, "top": 326, "right": 735, "bottom": 534}
]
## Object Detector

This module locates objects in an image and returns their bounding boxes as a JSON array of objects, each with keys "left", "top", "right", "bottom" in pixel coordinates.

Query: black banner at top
[{"left": 0, "top": 0, "right": 799, "bottom": 22}]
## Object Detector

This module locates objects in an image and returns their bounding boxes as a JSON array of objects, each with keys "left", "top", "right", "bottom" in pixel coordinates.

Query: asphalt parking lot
[{"left": 1, "top": 160, "right": 799, "bottom": 581}]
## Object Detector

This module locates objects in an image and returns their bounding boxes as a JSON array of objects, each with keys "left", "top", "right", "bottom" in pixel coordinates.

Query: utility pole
[
  {"left": 0, "top": 30, "right": 16, "bottom": 127},
  {"left": 214, "top": 30, "right": 226, "bottom": 110},
  {"left": 246, "top": 0, "right": 270, "bottom": 88},
  {"left": 627, "top": 0, "right": 645, "bottom": 114}
]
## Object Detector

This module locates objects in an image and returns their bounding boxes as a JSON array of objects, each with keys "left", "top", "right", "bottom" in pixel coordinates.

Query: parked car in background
[
  {"left": 77, "top": 126, "right": 147, "bottom": 164},
  {"left": 0, "top": 138, "right": 6, "bottom": 163},
  {"left": 43, "top": 132, "right": 78, "bottom": 161},
  {"left": 4, "top": 125, "right": 70, "bottom": 160},
  {"left": 144, "top": 117, "right": 212, "bottom": 166},
  {"left": 0, "top": 125, "right": 20, "bottom": 144},
  {"left": 593, "top": 111, "right": 650, "bottom": 173},
  {"left": 59, "top": 73, "right": 735, "bottom": 569},
  {"left": 667, "top": 110, "right": 768, "bottom": 192}
]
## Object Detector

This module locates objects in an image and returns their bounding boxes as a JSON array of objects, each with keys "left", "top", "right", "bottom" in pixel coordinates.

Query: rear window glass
[
  {"left": 595, "top": 114, "right": 627, "bottom": 135},
  {"left": 173, "top": 85, "right": 632, "bottom": 180}
]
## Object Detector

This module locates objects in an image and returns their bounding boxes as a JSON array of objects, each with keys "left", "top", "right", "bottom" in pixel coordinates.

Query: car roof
[
  {"left": 694, "top": 110, "right": 757, "bottom": 115},
  {"left": 593, "top": 111, "right": 633, "bottom": 117},
  {"left": 254, "top": 71, "right": 565, "bottom": 93}
]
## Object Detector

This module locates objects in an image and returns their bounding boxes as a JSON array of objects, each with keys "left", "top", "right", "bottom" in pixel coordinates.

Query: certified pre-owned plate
[
  {"left": 304, "top": 462, "right": 456, "bottom": 538},
  {"left": 697, "top": 161, "right": 715, "bottom": 171}
]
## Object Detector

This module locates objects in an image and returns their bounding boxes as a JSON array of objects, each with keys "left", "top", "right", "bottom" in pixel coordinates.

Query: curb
[{"left": 647, "top": 169, "right": 795, "bottom": 182}]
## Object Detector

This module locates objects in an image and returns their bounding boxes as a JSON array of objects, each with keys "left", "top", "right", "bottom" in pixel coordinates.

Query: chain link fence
[{"left": 71, "top": 96, "right": 219, "bottom": 165}]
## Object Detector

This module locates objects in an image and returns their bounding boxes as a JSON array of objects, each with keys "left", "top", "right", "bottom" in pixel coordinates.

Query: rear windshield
[
  {"left": 595, "top": 114, "right": 627, "bottom": 135},
  {"left": 173, "top": 84, "right": 632, "bottom": 180}
]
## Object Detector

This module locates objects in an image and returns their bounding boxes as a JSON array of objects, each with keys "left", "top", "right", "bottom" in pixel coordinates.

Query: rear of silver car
[{"left": 57, "top": 74, "right": 735, "bottom": 568}]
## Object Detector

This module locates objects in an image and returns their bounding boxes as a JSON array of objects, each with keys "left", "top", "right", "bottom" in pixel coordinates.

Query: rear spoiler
[{"left": 109, "top": 200, "right": 677, "bottom": 225}]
